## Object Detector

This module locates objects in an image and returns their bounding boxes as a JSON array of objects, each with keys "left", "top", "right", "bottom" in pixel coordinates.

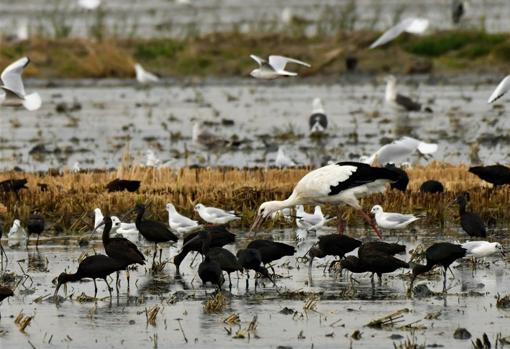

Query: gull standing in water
[
  {"left": 249, "top": 54, "right": 310, "bottom": 80},
  {"left": 385, "top": 75, "right": 424, "bottom": 112},
  {"left": 134, "top": 63, "right": 159, "bottom": 84},
  {"left": 0, "top": 57, "right": 41, "bottom": 111},
  {"left": 295, "top": 205, "right": 333, "bottom": 231},
  {"left": 8, "top": 219, "right": 27, "bottom": 248},
  {"left": 251, "top": 162, "right": 401, "bottom": 238},
  {"left": 309, "top": 98, "right": 328, "bottom": 135},
  {"left": 274, "top": 146, "right": 296, "bottom": 168},
  {"left": 194, "top": 204, "right": 240, "bottom": 225},
  {"left": 370, "top": 17, "right": 429, "bottom": 49},
  {"left": 165, "top": 203, "right": 201, "bottom": 235},
  {"left": 371, "top": 205, "right": 420, "bottom": 230},
  {"left": 461, "top": 241, "right": 505, "bottom": 258},
  {"left": 94, "top": 208, "right": 138, "bottom": 241}
]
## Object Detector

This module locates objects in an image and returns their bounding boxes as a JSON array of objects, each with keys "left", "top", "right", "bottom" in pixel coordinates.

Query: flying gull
[
  {"left": 370, "top": 17, "right": 429, "bottom": 49},
  {"left": 249, "top": 54, "right": 310, "bottom": 80},
  {"left": 0, "top": 57, "right": 41, "bottom": 111}
]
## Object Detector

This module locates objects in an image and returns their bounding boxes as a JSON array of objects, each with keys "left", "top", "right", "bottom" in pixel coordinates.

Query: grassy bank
[
  {"left": 0, "top": 162, "right": 508, "bottom": 234},
  {"left": 2, "top": 31, "right": 510, "bottom": 79}
]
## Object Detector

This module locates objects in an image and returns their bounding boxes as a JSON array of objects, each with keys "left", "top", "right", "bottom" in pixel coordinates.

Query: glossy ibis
[
  {"left": 419, "top": 180, "right": 444, "bottom": 193},
  {"left": 358, "top": 241, "right": 406, "bottom": 259},
  {"left": 340, "top": 253, "right": 409, "bottom": 286},
  {"left": 251, "top": 162, "right": 401, "bottom": 239},
  {"left": 247, "top": 239, "right": 295, "bottom": 274},
  {"left": 198, "top": 255, "right": 224, "bottom": 290},
  {"left": 469, "top": 165, "right": 510, "bottom": 187},
  {"left": 0, "top": 178, "right": 28, "bottom": 199},
  {"left": 0, "top": 285, "right": 13, "bottom": 318},
  {"left": 410, "top": 242, "right": 467, "bottom": 293},
  {"left": 54, "top": 254, "right": 124, "bottom": 302},
  {"left": 453, "top": 193, "right": 486, "bottom": 237},
  {"left": 174, "top": 225, "right": 235, "bottom": 274},
  {"left": 194, "top": 203, "right": 240, "bottom": 225},
  {"left": 106, "top": 179, "right": 140, "bottom": 192},
  {"left": 236, "top": 248, "right": 275, "bottom": 290},
  {"left": 94, "top": 216, "right": 145, "bottom": 291},
  {"left": 206, "top": 247, "right": 242, "bottom": 290},
  {"left": 371, "top": 205, "right": 419, "bottom": 230},
  {"left": 308, "top": 234, "right": 362, "bottom": 272},
  {"left": 27, "top": 212, "right": 44, "bottom": 247},
  {"left": 134, "top": 203, "right": 178, "bottom": 264}
]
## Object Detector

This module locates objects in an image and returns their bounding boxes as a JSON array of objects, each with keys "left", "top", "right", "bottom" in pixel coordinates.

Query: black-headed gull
[
  {"left": 135, "top": 63, "right": 159, "bottom": 84},
  {"left": 363, "top": 136, "right": 438, "bottom": 165},
  {"left": 371, "top": 205, "right": 419, "bottom": 229},
  {"left": 251, "top": 162, "right": 402, "bottom": 238},
  {"left": 94, "top": 208, "right": 138, "bottom": 240},
  {"left": 488, "top": 75, "right": 510, "bottom": 103},
  {"left": 165, "top": 203, "right": 201, "bottom": 234},
  {"left": 194, "top": 203, "right": 240, "bottom": 225},
  {"left": 295, "top": 205, "right": 333, "bottom": 231},
  {"left": 461, "top": 241, "right": 505, "bottom": 258},
  {"left": 309, "top": 97, "right": 328, "bottom": 134},
  {"left": 0, "top": 57, "right": 41, "bottom": 111},
  {"left": 370, "top": 17, "right": 429, "bottom": 49},
  {"left": 249, "top": 54, "right": 310, "bottom": 80}
]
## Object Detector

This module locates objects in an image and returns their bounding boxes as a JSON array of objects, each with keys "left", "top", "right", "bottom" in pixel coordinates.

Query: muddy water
[
  {"left": 0, "top": 0, "right": 508, "bottom": 39},
  {"left": 0, "top": 77, "right": 507, "bottom": 171},
  {"left": 0, "top": 228, "right": 509, "bottom": 348}
]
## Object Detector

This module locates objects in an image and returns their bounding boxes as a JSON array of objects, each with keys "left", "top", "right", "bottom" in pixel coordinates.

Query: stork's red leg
[
  {"left": 337, "top": 219, "right": 346, "bottom": 235},
  {"left": 356, "top": 209, "right": 382, "bottom": 239}
]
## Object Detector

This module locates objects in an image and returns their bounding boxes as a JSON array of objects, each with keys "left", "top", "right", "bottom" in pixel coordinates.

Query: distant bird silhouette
[
  {"left": 95, "top": 216, "right": 145, "bottom": 291},
  {"left": 27, "top": 212, "right": 44, "bottom": 247},
  {"left": 106, "top": 179, "right": 141, "bottom": 192},
  {"left": 54, "top": 254, "right": 124, "bottom": 302},
  {"left": 247, "top": 240, "right": 295, "bottom": 274},
  {"left": 469, "top": 165, "right": 510, "bottom": 187},
  {"left": 236, "top": 248, "right": 276, "bottom": 290},
  {"left": 0, "top": 285, "right": 13, "bottom": 317},
  {"left": 308, "top": 234, "right": 362, "bottom": 272},
  {"left": 309, "top": 98, "right": 328, "bottom": 135},
  {"left": 410, "top": 242, "right": 466, "bottom": 293},
  {"left": 0, "top": 178, "right": 28, "bottom": 199},
  {"left": 451, "top": 0, "right": 465, "bottom": 24},
  {"left": 420, "top": 180, "right": 444, "bottom": 193},
  {"left": 134, "top": 203, "right": 178, "bottom": 264},
  {"left": 174, "top": 225, "right": 235, "bottom": 274},
  {"left": 385, "top": 164, "right": 409, "bottom": 192},
  {"left": 454, "top": 193, "right": 486, "bottom": 237},
  {"left": 198, "top": 255, "right": 224, "bottom": 290}
]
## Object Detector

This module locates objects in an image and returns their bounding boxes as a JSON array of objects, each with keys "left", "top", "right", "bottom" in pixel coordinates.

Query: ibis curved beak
[
  {"left": 53, "top": 282, "right": 62, "bottom": 303},
  {"left": 181, "top": 234, "right": 201, "bottom": 251},
  {"left": 501, "top": 249, "right": 506, "bottom": 258},
  {"left": 90, "top": 219, "right": 105, "bottom": 237}
]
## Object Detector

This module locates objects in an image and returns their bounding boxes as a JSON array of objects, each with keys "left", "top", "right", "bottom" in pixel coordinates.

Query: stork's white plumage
[
  {"left": 461, "top": 241, "right": 505, "bottom": 258},
  {"left": 251, "top": 162, "right": 401, "bottom": 238},
  {"left": 165, "top": 203, "right": 201, "bottom": 235},
  {"left": 194, "top": 203, "right": 240, "bottom": 225},
  {"left": 249, "top": 54, "right": 310, "bottom": 80},
  {"left": 371, "top": 205, "right": 419, "bottom": 229},
  {"left": 370, "top": 17, "right": 429, "bottom": 49},
  {"left": 0, "top": 57, "right": 41, "bottom": 111},
  {"left": 364, "top": 136, "right": 438, "bottom": 165},
  {"left": 488, "top": 75, "right": 510, "bottom": 103}
]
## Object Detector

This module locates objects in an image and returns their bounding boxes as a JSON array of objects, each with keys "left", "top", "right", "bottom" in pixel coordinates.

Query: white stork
[{"left": 251, "top": 162, "right": 401, "bottom": 239}]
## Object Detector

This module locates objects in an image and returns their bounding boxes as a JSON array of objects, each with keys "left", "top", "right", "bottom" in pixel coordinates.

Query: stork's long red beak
[{"left": 249, "top": 214, "right": 268, "bottom": 237}]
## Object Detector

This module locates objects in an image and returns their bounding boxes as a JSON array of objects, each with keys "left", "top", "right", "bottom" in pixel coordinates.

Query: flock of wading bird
[
  {"left": 0, "top": 161, "right": 509, "bottom": 310},
  {"left": 2, "top": 8, "right": 510, "bottom": 310}
]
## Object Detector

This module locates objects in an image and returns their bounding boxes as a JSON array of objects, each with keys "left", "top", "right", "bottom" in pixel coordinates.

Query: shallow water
[
  {"left": 0, "top": 0, "right": 508, "bottom": 39},
  {"left": 1, "top": 228, "right": 509, "bottom": 348},
  {"left": 0, "top": 76, "right": 507, "bottom": 171}
]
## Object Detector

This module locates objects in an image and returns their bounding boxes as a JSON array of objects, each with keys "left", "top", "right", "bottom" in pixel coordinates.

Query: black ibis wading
[{"left": 27, "top": 212, "right": 44, "bottom": 247}]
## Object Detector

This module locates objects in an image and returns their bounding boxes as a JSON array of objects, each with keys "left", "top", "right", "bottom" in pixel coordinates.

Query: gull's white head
[
  {"left": 493, "top": 242, "right": 504, "bottom": 254},
  {"left": 110, "top": 216, "right": 121, "bottom": 232},
  {"left": 371, "top": 205, "right": 383, "bottom": 214},
  {"left": 250, "top": 69, "right": 263, "bottom": 79},
  {"left": 166, "top": 203, "right": 176, "bottom": 213},
  {"left": 194, "top": 203, "right": 205, "bottom": 212},
  {"left": 313, "top": 206, "right": 323, "bottom": 216},
  {"left": 312, "top": 97, "right": 325, "bottom": 114},
  {"left": 11, "top": 219, "right": 21, "bottom": 231}
]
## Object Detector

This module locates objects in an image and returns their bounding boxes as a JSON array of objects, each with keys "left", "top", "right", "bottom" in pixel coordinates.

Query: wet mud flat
[
  {"left": 0, "top": 229, "right": 509, "bottom": 348},
  {"left": 0, "top": 77, "right": 508, "bottom": 172}
]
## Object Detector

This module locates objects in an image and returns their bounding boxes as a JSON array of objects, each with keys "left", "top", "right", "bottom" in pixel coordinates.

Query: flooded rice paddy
[
  {"left": 1, "top": 228, "right": 509, "bottom": 348},
  {"left": 0, "top": 76, "right": 508, "bottom": 171}
]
